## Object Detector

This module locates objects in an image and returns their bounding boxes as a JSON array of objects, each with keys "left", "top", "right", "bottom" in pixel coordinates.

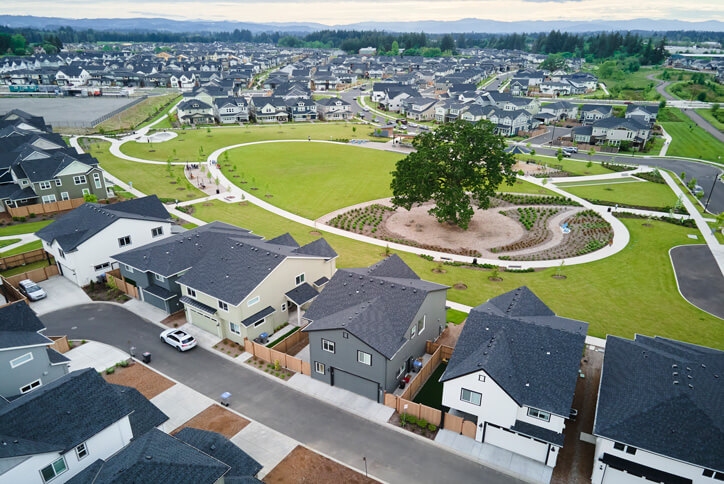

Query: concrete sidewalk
[
  {"left": 231, "top": 421, "right": 298, "bottom": 478},
  {"left": 65, "top": 340, "right": 130, "bottom": 372},
  {"left": 152, "top": 383, "right": 213, "bottom": 433}
]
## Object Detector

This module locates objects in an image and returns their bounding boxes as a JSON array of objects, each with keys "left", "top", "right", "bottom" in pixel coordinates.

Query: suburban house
[
  {"left": 315, "top": 97, "right": 352, "bottom": 121},
  {"left": 540, "top": 101, "right": 579, "bottom": 121},
  {"left": 285, "top": 97, "right": 317, "bottom": 122},
  {"left": 174, "top": 227, "right": 338, "bottom": 343},
  {"left": 36, "top": 195, "right": 174, "bottom": 286},
  {"left": 0, "top": 368, "right": 169, "bottom": 484},
  {"left": 582, "top": 117, "right": 652, "bottom": 148},
  {"left": 251, "top": 96, "right": 289, "bottom": 123},
  {"left": 177, "top": 98, "right": 215, "bottom": 125},
  {"left": 591, "top": 335, "right": 723, "bottom": 484},
  {"left": 0, "top": 302, "right": 69, "bottom": 400},
  {"left": 212, "top": 96, "right": 249, "bottom": 124},
  {"left": 440, "top": 287, "right": 588, "bottom": 468},
  {"left": 580, "top": 105, "right": 613, "bottom": 125},
  {"left": 401, "top": 97, "right": 438, "bottom": 121},
  {"left": 302, "top": 255, "right": 448, "bottom": 403},
  {"left": 625, "top": 104, "right": 659, "bottom": 126}
]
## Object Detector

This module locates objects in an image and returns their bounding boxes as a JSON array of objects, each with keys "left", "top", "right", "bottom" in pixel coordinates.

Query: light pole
[{"left": 704, "top": 171, "right": 721, "bottom": 211}]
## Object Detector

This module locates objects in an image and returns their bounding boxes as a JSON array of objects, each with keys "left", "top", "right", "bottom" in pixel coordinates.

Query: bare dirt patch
[
  {"left": 453, "top": 283, "right": 468, "bottom": 290},
  {"left": 160, "top": 310, "right": 186, "bottom": 328},
  {"left": 309, "top": 230, "right": 322, "bottom": 236},
  {"left": 263, "top": 445, "right": 376, "bottom": 484},
  {"left": 436, "top": 322, "right": 464, "bottom": 348},
  {"left": 102, "top": 362, "right": 175, "bottom": 399},
  {"left": 171, "top": 404, "right": 249, "bottom": 438},
  {"left": 213, "top": 338, "right": 245, "bottom": 358}
]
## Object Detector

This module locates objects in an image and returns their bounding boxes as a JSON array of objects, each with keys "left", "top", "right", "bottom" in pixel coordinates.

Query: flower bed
[
  {"left": 388, "top": 412, "right": 439, "bottom": 440},
  {"left": 492, "top": 207, "right": 561, "bottom": 252},
  {"left": 246, "top": 356, "right": 293, "bottom": 380}
]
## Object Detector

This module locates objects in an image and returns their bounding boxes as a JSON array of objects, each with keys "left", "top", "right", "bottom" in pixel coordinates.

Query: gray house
[
  {"left": 302, "top": 255, "right": 448, "bottom": 402},
  {"left": 0, "top": 302, "right": 69, "bottom": 400}
]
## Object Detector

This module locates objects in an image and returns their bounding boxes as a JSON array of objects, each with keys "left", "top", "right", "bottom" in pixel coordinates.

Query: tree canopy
[{"left": 390, "top": 120, "right": 516, "bottom": 230}]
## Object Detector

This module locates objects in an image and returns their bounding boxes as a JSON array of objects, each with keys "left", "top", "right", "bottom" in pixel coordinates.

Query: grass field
[
  {"left": 120, "top": 123, "right": 382, "bottom": 163},
  {"left": 0, "top": 220, "right": 52, "bottom": 236},
  {"left": 499, "top": 179, "right": 558, "bottom": 195},
  {"left": 84, "top": 141, "right": 206, "bottom": 201},
  {"left": 97, "top": 94, "right": 180, "bottom": 133},
  {"left": 663, "top": 70, "right": 724, "bottom": 103},
  {"left": 557, "top": 179, "right": 678, "bottom": 209},
  {"left": 0, "top": 240, "right": 42, "bottom": 256},
  {"left": 137, "top": 94, "right": 182, "bottom": 130},
  {"left": 516, "top": 154, "right": 615, "bottom": 176},
  {"left": 222, "top": 142, "right": 404, "bottom": 219},
  {"left": 446, "top": 309, "right": 468, "bottom": 325},
  {"left": 190, "top": 201, "right": 723, "bottom": 349},
  {"left": 658, "top": 108, "right": 724, "bottom": 164},
  {"left": 0, "top": 238, "right": 20, "bottom": 249},
  {"left": 589, "top": 67, "right": 663, "bottom": 101},
  {"left": 695, "top": 109, "right": 724, "bottom": 133}
]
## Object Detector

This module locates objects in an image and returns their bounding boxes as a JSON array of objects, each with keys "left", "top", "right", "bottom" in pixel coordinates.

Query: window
[
  {"left": 40, "top": 457, "right": 67, "bottom": 483},
  {"left": 342, "top": 331, "right": 348, "bottom": 339},
  {"left": 397, "top": 363, "right": 406, "bottom": 378},
  {"left": 118, "top": 236, "right": 131, "bottom": 248},
  {"left": 229, "top": 322, "right": 241, "bottom": 335},
  {"left": 410, "top": 325, "right": 416, "bottom": 339},
  {"left": 151, "top": 226, "right": 164, "bottom": 237},
  {"left": 703, "top": 470, "right": 714, "bottom": 478},
  {"left": 75, "top": 442, "right": 88, "bottom": 460},
  {"left": 715, "top": 472, "right": 724, "bottom": 481},
  {"left": 613, "top": 442, "right": 625, "bottom": 451},
  {"left": 41, "top": 195, "right": 57, "bottom": 204},
  {"left": 357, "top": 351, "right": 371, "bottom": 366},
  {"left": 155, "top": 273, "right": 165, "bottom": 282},
  {"left": 247, "top": 296, "right": 259, "bottom": 307},
  {"left": 123, "top": 264, "right": 133, "bottom": 273},
  {"left": 187, "top": 288, "right": 196, "bottom": 297},
  {"left": 218, "top": 300, "right": 229, "bottom": 311},
  {"left": 73, "top": 175, "right": 87, "bottom": 185},
  {"left": 478, "top": 375, "right": 486, "bottom": 383},
  {"left": 82, "top": 188, "right": 90, "bottom": 196},
  {"left": 626, "top": 446, "right": 637, "bottom": 455},
  {"left": 253, "top": 319, "right": 265, "bottom": 328},
  {"left": 55, "top": 178, "right": 62, "bottom": 187},
  {"left": 10, "top": 352, "right": 34, "bottom": 368},
  {"left": 93, "top": 173, "right": 102, "bottom": 189},
  {"left": 295, "top": 273, "right": 305, "bottom": 285},
  {"left": 58, "top": 249, "right": 65, "bottom": 259},
  {"left": 20, "top": 379, "right": 41, "bottom": 394},
  {"left": 322, "top": 339, "right": 335, "bottom": 353},
  {"left": 315, "top": 362, "right": 325, "bottom": 374},
  {"left": 417, "top": 316, "right": 425, "bottom": 335},
  {"left": 527, "top": 408, "right": 551, "bottom": 422},
  {"left": 60, "top": 192, "right": 70, "bottom": 201},
  {"left": 94, "top": 262, "right": 110, "bottom": 272},
  {"left": 39, "top": 181, "right": 52, "bottom": 190},
  {"left": 281, "top": 302, "right": 287, "bottom": 312},
  {"left": 460, "top": 388, "right": 482, "bottom": 406}
]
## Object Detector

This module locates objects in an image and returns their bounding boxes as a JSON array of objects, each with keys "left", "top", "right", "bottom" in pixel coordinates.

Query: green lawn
[
  {"left": 1, "top": 259, "right": 49, "bottom": 277},
  {"left": 446, "top": 309, "right": 468, "bottom": 325},
  {"left": 588, "top": 67, "right": 663, "bottom": 101},
  {"left": 557, "top": 179, "right": 678, "bottom": 209},
  {"left": 97, "top": 94, "right": 180, "bottom": 133},
  {"left": 121, "top": 123, "right": 381, "bottom": 163},
  {"left": 0, "top": 220, "right": 52, "bottom": 236},
  {"left": 413, "top": 362, "right": 447, "bottom": 409},
  {"left": 499, "top": 179, "right": 558, "bottom": 196},
  {"left": 222, "top": 142, "right": 404, "bottom": 219},
  {"left": 516, "top": 154, "right": 615, "bottom": 176},
  {"left": 137, "top": 94, "right": 182, "bottom": 130},
  {"left": 695, "top": 109, "right": 724, "bottom": 133},
  {"left": 0, "top": 240, "right": 42, "bottom": 256},
  {"left": 191, "top": 201, "right": 723, "bottom": 349},
  {"left": 659, "top": 108, "right": 724, "bottom": 164},
  {"left": 84, "top": 141, "right": 205, "bottom": 201},
  {"left": 0, "top": 238, "right": 20, "bottom": 249}
]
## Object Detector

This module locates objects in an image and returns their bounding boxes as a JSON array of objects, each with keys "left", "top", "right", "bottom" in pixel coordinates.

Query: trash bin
[
  {"left": 221, "top": 392, "right": 231, "bottom": 407},
  {"left": 142, "top": 352, "right": 151, "bottom": 364}
]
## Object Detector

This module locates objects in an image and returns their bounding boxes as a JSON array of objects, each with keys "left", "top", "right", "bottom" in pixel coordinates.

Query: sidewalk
[{"left": 66, "top": 340, "right": 130, "bottom": 372}]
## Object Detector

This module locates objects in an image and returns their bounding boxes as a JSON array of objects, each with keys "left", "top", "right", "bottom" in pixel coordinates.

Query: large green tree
[{"left": 390, "top": 120, "right": 516, "bottom": 229}]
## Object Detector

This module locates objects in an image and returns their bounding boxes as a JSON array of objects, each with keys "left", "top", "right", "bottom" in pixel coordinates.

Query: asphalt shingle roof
[
  {"left": 511, "top": 420, "right": 565, "bottom": 446},
  {"left": 440, "top": 287, "right": 587, "bottom": 416},
  {"left": 241, "top": 306, "right": 275, "bottom": 327},
  {"left": 285, "top": 283, "right": 319, "bottom": 306},
  {"left": 0, "top": 302, "right": 51, "bottom": 349},
  {"left": 594, "top": 335, "right": 724, "bottom": 471},
  {"left": 45, "top": 347, "right": 70, "bottom": 364},
  {"left": 111, "top": 384, "right": 169, "bottom": 437},
  {"left": 175, "top": 427, "right": 262, "bottom": 478}
]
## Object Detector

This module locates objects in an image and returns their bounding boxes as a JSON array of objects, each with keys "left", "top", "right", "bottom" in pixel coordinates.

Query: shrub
[
  {"left": 428, "top": 424, "right": 437, "bottom": 432},
  {"left": 29, "top": 212, "right": 36, "bottom": 218},
  {"left": 417, "top": 418, "right": 428, "bottom": 429},
  {"left": 119, "top": 360, "right": 129, "bottom": 367},
  {"left": 105, "top": 367, "right": 115, "bottom": 375}
]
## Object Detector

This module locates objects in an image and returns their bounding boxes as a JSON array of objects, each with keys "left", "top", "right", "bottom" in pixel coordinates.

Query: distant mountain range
[{"left": 1, "top": 15, "right": 723, "bottom": 34}]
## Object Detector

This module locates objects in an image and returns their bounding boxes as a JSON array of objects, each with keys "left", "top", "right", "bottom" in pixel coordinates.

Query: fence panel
[
  {"left": 48, "top": 336, "right": 70, "bottom": 354},
  {"left": 255, "top": 344, "right": 271, "bottom": 363},
  {"left": 301, "top": 361, "right": 311, "bottom": 375},
  {"left": 8, "top": 197, "right": 86, "bottom": 218},
  {"left": 400, "top": 346, "right": 443, "bottom": 401},
  {"left": 397, "top": 398, "right": 420, "bottom": 419},
  {"left": 384, "top": 393, "right": 397, "bottom": 409},
  {"left": 420, "top": 406, "right": 442, "bottom": 427},
  {"left": 269, "top": 348, "right": 287, "bottom": 367},
  {"left": 286, "top": 356, "right": 301, "bottom": 373},
  {"left": 6, "top": 264, "right": 59, "bottom": 286},
  {"left": 462, "top": 420, "right": 477, "bottom": 439},
  {"left": 244, "top": 338, "right": 254, "bottom": 354},
  {"left": 443, "top": 413, "right": 463, "bottom": 433},
  {"left": 0, "top": 248, "right": 48, "bottom": 271}
]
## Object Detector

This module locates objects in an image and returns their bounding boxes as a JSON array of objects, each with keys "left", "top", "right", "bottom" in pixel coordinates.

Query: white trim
[
  {"left": 357, "top": 350, "right": 372, "bottom": 366},
  {"left": 20, "top": 378, "right": 42, "bottom": 394},
  {"left": 247, "top": 296, "right": 260, "bottom": 307},
  {"left": 10, "top": 351, "right": 34, "bottom": 368},
  {"left": 315, "top": 361, "right": 325, "bottom": 374}
]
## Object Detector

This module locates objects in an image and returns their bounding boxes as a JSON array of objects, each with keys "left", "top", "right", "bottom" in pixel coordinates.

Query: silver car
[{"left": 19, "top": 279, "right": 46, "bottom": 301}]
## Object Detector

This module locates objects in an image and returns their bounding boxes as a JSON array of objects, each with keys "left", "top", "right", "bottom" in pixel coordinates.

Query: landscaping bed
[
  {"left": 212, "top": 338, "right": 245, "bottom": 358},
  {"left": 246, "top": 356, "right": 293, "bottom": 380},
  {"left": 102, "top": 360, "right": 175, "bottom": 399},
  {"left": 263, "top": 445, "right": 376, "bottom": 484},
  {"left": 388, "top": 411, "right": 439, "bottom": 440},
  {"left": 82, "top": 280, "right": 131, "bottom": 303},
  {"left": 171, "top": 404, "right": 249, "bottom": 438}
]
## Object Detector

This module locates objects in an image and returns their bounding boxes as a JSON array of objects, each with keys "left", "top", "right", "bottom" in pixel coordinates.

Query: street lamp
[{"left": 704, "top": 171, "right": 722, "bottom": 211}]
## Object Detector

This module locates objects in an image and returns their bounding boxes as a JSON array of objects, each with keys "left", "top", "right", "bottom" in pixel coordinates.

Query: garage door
[
  {"left": 332, "top": 368, "right": 380, "bottom": 402},
  {"left": 601, "top": 467, "right": 652, "bottom": 484},
  {"left": 185, "top": 307, "right": 219, "bottom": 337},
  {"left": 485, "top": 424, "right": 549, "bottom": 464}
]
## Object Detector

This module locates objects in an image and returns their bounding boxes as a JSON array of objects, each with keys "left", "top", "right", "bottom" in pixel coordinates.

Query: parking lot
[{"left": 0, "top": 96, "right": 139, "bottom": 128}]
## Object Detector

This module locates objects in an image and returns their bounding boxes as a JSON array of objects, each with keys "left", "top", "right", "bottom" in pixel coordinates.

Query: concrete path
[
  {"left": 669, "top": 244, "right": 724, "bottom": 318},
  {"left": 0, "top": 232, "right": 38, "bottom": 254},
  {"left": 65, "top": 340, "right": 131, "bottom": 373},
  {"left": 231, "top": 421, "right": 299, "bottom": 478},
  {"left": 152, "top": 383, "right": 215, "bottom": 433}
]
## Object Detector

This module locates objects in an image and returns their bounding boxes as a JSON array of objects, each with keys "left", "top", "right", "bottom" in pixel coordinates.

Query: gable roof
[
  {"left": 594, "top": 335, "right": 723, "bottom": 471},
  {"left": 0, "top": 302, "right": 51, "bottom": 349},
  {"left": 440, "top": 287, "right": 587, "bottom": 416},
  {"left": 175, "top": 427, "right": 262, "bottom": 478}
]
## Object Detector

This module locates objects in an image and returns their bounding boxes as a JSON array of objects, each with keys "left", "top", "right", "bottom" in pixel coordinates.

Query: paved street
[
  {"left": 41, "top": 303, "right": 522, "bottom": 484},
  {"left": 669, "top": 245, "right": 724, "bottom": 319}
]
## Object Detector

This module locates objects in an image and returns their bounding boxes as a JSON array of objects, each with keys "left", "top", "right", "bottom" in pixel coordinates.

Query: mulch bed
[
  {"left": 82, "top": 283, "right": 130, "bottom": 303},
  {"left": 102, "top": 361, "right": 175, "bottom": 399},
  {"left": 213, "top": 338, "right": 245, "bottom": 358},
  {"left": 387, "top": 412, "right": 439, "bottom": 441},
  {"left": 160, "top": 310, "right": 187, "bottom": 328},
  {"left": 263, "top": 445, "right": 376, "bottom": 484},
  {"left": 171, "top": 404, "right": 249, "bottom": 438},
  {"left": 309, "top": 231, "right": 322, "bottom": 236},
  {"left": 247, "top": 356, "right": 293, "bottom": 380},
  {"left": 453, "top": 283, "right": 468, "bottom": 290}
]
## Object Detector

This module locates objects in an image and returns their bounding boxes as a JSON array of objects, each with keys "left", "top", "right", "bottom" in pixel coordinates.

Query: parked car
[
  {"left": 693, "top": 185, "right": 704, "bottom": 195},
  {"left": 562, "top": 146, "right": 577, "bottom": 154},
  {"left": 18, "top": 279, "right": 46, "bottom": 301},
  {"left": 160, "top": 328, "right": 197, "bottom": 352},
  {"left": 363, "top": 106, "right": 370, "bottom": 112}
]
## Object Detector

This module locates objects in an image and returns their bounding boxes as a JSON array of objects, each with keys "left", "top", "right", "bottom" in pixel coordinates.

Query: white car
[
  {"left": 18, "top": 279, "right": 46, "bottom": 301},
  {"left": 160, "top": 329, "right": 197, "bottom": 352}
]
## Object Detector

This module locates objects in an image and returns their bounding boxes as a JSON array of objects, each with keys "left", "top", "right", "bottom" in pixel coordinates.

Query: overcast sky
[{"left": 3, "top": 0, "right": 723, "bottom": 24}]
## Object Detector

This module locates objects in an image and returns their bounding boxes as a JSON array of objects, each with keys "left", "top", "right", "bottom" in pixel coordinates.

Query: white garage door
[
  {"left": 485, "top": 424, "right": 549, "bottom": 464},
  {"left": 601, "top": 467, "right": 650, "bottom": 484}
]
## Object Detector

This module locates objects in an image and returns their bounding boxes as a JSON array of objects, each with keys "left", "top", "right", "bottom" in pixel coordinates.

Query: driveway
[
  {"left": 29, "top": 275, "right": 92, "bottom": 316},
  {"left": 669, "top": 245, "right": 724, "bottom": 319},
  {"left": 40, "top": 304, "right": 522, "bottom": 484}
]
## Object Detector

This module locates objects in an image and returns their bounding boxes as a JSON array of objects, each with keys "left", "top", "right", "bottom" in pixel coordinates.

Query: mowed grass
[
  {"left": 498, "top": 178, "right": 558, "bottom": 196},
  {"left": 120, "top": 123, "right": 381, "bottom": 163},
  {"left": 0, "top": 240, "right": 42, "bottom": 256},
  {"left": 191, "top": 201, "right": 723, "bottom": 349},
  {"left": 97, "top": 94, "right": 180, "bottom": 132},
  {"left": 516, "top": 154, "right": 615, "bottom": 176},
  {"left": 558, "top": 179, "right": 678, "bottom": 208},
  {"left": 695, "top": 109, "right": 724, "bottom": 133},
  {"left": 0, "top": 220, "right": 52, "bottom": 236},
  {"left": 222, "top": 142, "right": 404, "bottom": 219},
  {"left": 659, "top": 108, "right": 724, "bottom": 164},
  {"left": 85, "top": 141, "right": 205, "bottom": 201}
]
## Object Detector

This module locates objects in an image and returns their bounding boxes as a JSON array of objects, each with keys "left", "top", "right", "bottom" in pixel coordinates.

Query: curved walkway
[{"left": 0, "top": 233, "right": 39, "bottom": 254}]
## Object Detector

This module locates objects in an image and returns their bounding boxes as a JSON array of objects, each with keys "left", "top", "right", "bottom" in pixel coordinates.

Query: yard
[
  {"left": 221, "top": 141, "right": 404, "bottom": 219},
  {"left": 0, "top": 220, "right": 52, "bottom": 236},
  {"left": 96, "top": 93, "right": 180, "bottom": 133},
  {"left": 557, "top": 179, "right": 679, "bottom": 210},
  {"left": 412, "top": 362, "right": 447, "bottom": 410},
  {"left": 102, "top": 361, "right": 175, "bottom": 399},
  {"left": 658, "top": 107, "right": 724, "bottom": 164},
  {"left": 263, "top": 445, "right": 375, "bottom": 484},
  {"left": 171, "top": 404, "right": 249, "bottom": 438}
]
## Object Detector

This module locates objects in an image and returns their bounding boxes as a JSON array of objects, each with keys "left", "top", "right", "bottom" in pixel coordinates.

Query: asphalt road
[
  {"left": 41, "top": 304, "right": 521, "bottom": 484},
  {"left": 669, "top": 245, "right": 724, "bottom": 319}
]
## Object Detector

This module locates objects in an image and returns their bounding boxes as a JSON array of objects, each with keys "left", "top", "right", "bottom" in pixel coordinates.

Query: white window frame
[
  {"left": 418, "top": 315, "right": 426, "bottom": 335},
  {"left": 93, "top": 172, "right": 102, "bottom": 189},
  {"left": 322, "top": 339, "right": 335, "bottom": 354},
  {"left": 75, "top": 442, "right": 88, "bottom": 460},
  {"left": 60, "top": 192, "right": 70, "bottom": 201},
  {"left": 460, "top": 388, "right": 482, "bottom": 406},
  {"left": 10, "top": 352, "right": 34, "bottom": 368},
  {"left": 314, "top": 361, "right": 325, "bottom": 374},
  {"left": 295, "top": 273, "right": 305, "bottom": 285},
  {"left": 479, "top": 375, "right": 486, "bottom": 382},
  {"left": 40, "top": 456, "right": 67, "bottom": 483},
  {"left": 155, "top": 273, "right": 165, "bottom": 282},
  {"left": 247, "top": 296, "right": 260, "bottom": 307},
  {"left": 118, "top": 235, "right": 131, "bottom": 248},
  {"left": 281, "top": 302, "right": 287, "bottom": 312},
  {"left": 218, "top": 300, "right": 229, "bottom": 311},
  {"left": 41, "top": 195, "right": 57, "bottom": 204},
  {"left": 39, "top": 181, "right": 52, "bottom": 190},
  {"left": 357, "top": 350, "right": 371, "bottom": 366},
  {"left": 58, "top": 248, "right": 65, "bottom": 259},
  {"left": 187, "top": 288, "right": 196, "bottom": 297},
  {"left": 123, "top": 264, "right": 133, "bottom": 273},
  {"left": 94, "top": 262, "right": 110, "bottom": 272},
  {"left": 20, "top": 379, "right": 41, "bottom": 394},
  {"left": 151, "top": 226, "right": 164, "bottom": 238},
  {"left": 73, "top": 175, "right": 87, "bottom": 185},
  {"left": 229, "top": 321, "right": 241, "bottom": 335},
  {"left": 55, "top": 178, "right": 62, "bottom": 187},
  {"left": 527, "top": 407, "right": 551, "bottom": 422}
]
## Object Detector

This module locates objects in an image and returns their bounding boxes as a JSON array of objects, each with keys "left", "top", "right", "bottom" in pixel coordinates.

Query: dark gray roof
[
  {"left": 511, "top": 420, "right": 565, "bottom": 446},
  {"left": 111, "top": 384, "right": 169, "bottom": 437},
  {"left": 440, "top": 287, "right": 587, "bottom": 416},
  {"left": 303, "top": 255, "right": 447, "bottom": 359},
  {"left": 267, "top": 233, "right": 299, "bottom": 247},
  {"left": 68, "top": 429, "right": 229, "bottom": 484},
  {"left": 313, "top": 276, "right": 329, "bottom": 287},
  {"left": 175, "top": 427, "right": 262, "bottom": 478},
  {"left": 241, "top": 306, "right": 275, "bottom": 327},
  {"left": 0, "top": 302, "right": 51, "bottom": 349},
  {"left": 594, "top": 335, "right": 724, "bottom": 471},
  {"left": 285, "top": 283, "right": 318, "bottom": 306},
  {"left": 143, "top": 284, "right": 177, "bottom": 300},
  {"left": 291, "top": 238, "right": 337, "bottom": 259},
  {"left": 36, "top": 196, "right": 171, "bottom": 252},
  {"left": 0, "top": 433, "right": 62, "bottom": 458},
  {"left": 180, "top": 296, "right": 217, "bottom": 315},
  {"left": 46, "top": 347, "right": 70, "bottom": 364}
]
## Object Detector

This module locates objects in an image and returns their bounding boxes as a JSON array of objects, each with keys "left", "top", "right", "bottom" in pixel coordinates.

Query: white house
[
  {"left": 35, "top": 195, "right": 174, "bottom": 286},
  {"left": 591, "top": 335, "right": 723, "bottom": 484},
  {"left": 440, "top": 287, "right": 587, "bottom": 468}
]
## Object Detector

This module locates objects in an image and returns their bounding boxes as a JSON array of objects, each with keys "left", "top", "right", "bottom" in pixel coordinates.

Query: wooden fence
[
  {"left": 426, "top": 341, "right": 455, "bottom": 359},
  {"left": 384, "top": 393, "right": 442, "bottom": 426},
  {"left": 48, "top": 336, "right": 71, "bottom": 354},
  {"left": 244, "top": 338, "right": 311, "bottom": 376},
  {"left": 5, "top": 264, "right": 59, "bottom": 286},
  {"left": 271, "top": 327, "right": 309, "bottom": 355},
  {"left": 400, "top": 345, "right": 443, "bottom": 401},
  {"left": 0, "top": 248, "right": 51, "bottom": 271},
  {"left": 8, "top": 198, "right": 84, "bottom": 218},
  {"left": 106, "top": 269, "right": 139, "bottom": 298},
  {"left": 440, "top": 412, "right": 477, "bottom": 438}
]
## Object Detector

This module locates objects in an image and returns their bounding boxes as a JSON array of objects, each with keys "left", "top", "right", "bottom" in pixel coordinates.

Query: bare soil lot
[
  {"left": 171, "top": 404, "right": 250, "bottom": 438},
  {"left": 102, "top": 361, "right": 175, "bottom": 399},
  {"left": 263, "top": 445, "right": 376, "bottom": 484}
]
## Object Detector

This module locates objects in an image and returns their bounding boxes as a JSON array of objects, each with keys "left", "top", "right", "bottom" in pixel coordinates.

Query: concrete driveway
[
  {"left": 30, "top": 276, "right": 92, "bottom": 316},
  {"left": 669, "top": 245, "right": 724, "bottom": 319}
]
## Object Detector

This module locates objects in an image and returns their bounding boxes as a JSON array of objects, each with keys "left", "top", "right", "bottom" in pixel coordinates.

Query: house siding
[{"left": 0, "top": 345, "right": 68, "bottom": 399}]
